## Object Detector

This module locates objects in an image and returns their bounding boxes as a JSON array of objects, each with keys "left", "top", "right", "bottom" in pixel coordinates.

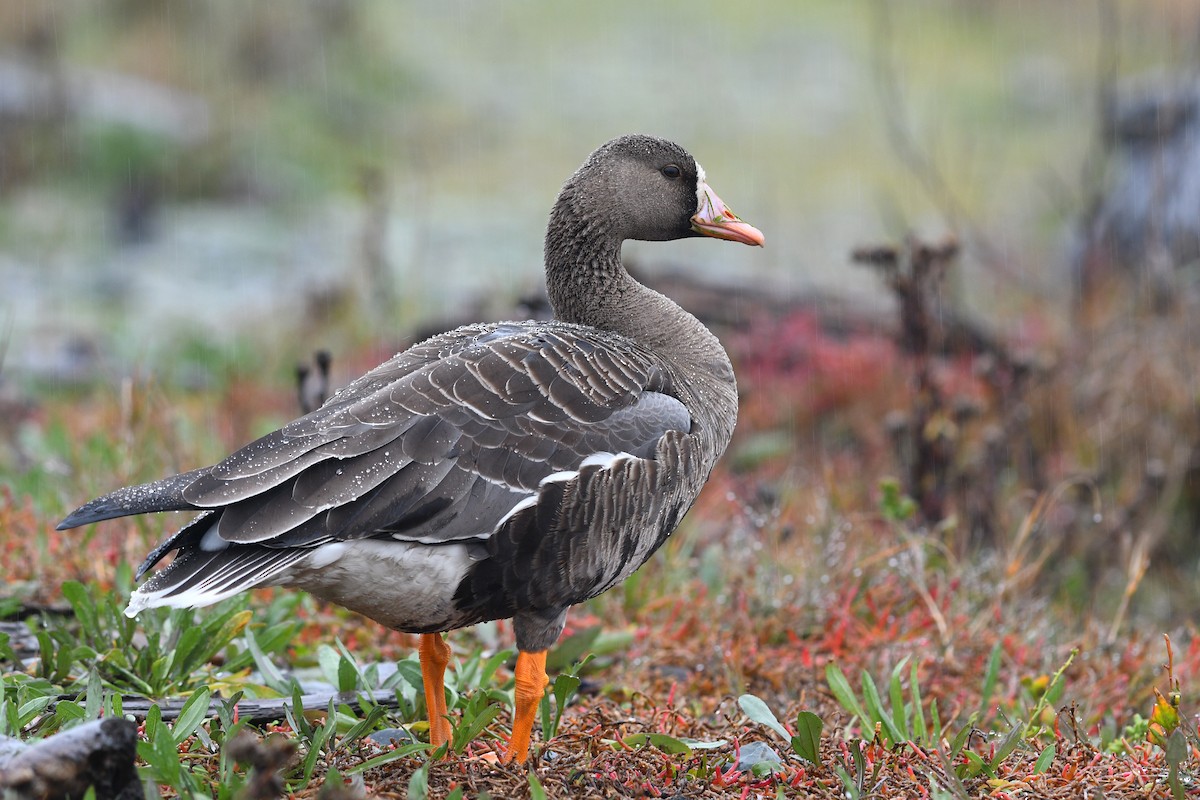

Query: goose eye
[{"left": 660, "top": 164, "right": 682, "bottom": 179}]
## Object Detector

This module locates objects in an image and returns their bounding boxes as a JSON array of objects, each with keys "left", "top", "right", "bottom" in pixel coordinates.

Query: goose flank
[{"left": 59, "top": 134, "right": 764, "bottom": 763}]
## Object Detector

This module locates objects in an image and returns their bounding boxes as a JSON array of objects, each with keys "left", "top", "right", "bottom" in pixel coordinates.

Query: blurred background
[
  {"left": 3, "top": 0, "right": 1200, "bottom": 626},
  {"left": 1, "top": 0, "right": 1187, "bottom": 374}
]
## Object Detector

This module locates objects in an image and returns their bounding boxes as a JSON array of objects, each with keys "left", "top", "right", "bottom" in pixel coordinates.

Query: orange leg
[
  {"left": 418, "top": 633, "right": 453, "bottom": 751},
  {"left": 502, "top": 649, "right": 549, "bottom": 764}
]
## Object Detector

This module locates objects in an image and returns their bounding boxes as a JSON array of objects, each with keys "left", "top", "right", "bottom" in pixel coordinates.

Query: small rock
[
  {"left": 736, "top": 740, "right": 782, "bottom": 772},
  {"left": 366, "top": 728, "right": 415, "bottom": 748}
]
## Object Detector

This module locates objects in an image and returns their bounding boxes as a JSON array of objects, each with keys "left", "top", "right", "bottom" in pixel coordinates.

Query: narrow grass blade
[
  {"left": 529, "top": 769, "right": 547, "bottom": 800},
  {"left": 826, "top": 663, "right": 871, "bottom": 734},
  {"left": 947, "top": 712, "right": 978, "bottom": 759},
  {"left": 976, "top": 643, "right": 1002, "bottom": 719},
  {"left": 909, "top": 661, "right": 927, "bottom": 744},
  {"left": 888, "top": 657, "right": 911, "bottom": 742},
  {"left": 452, "top": 704, "right": 501, "bottom": 753},
  {"left": 988, "top": 721, "right": 1024, "bottom": 771},
  {"left": 345, "top": 742, "right": 428, "bottom": 774},
  {"left": 407, "top": 761, "right": 429, "bottom": 800},
  {"left": 861, "top": 671, "right": 904, "bottom": 745},
  {"left": 338, "top": 704, "right": 388, "bottom": 747},
  {"left": 246, "top": 626, "right": 293, "bottom": 696}
]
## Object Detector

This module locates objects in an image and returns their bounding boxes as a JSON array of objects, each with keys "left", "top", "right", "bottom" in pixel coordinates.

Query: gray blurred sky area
[{"left": 0, "top": 0, "right": 1189, "bottom": 375}]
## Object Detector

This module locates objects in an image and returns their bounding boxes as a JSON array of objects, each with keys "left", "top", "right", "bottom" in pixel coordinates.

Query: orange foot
[
  {"left": 501, "top": 650, "right": 549, "bottom": 764},
  {"left": 418, "top": 633, "right": 453, "bottom": 752}
]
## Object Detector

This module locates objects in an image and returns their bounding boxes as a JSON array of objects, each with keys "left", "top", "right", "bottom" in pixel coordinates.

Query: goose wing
[{"left": 59, "top": 321, "right": 691, "bottom": 599}]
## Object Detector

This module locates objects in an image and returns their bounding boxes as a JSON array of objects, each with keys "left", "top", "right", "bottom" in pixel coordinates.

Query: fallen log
[{"left": 106, "top": 688, "right": 400, "bottom": 726}]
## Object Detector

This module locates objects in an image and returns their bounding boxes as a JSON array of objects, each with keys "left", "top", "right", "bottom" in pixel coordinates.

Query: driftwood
[
  {"left": 0, "top": 622, "right": 40, "bottom": 665},
  {"left": 111, "top": 689, "right": 399, "bottom": 726},
  {"left": 0, "top": 692, "right": 396, "bottom": 798},
  {"left": 0, "top": 718, "right": 140, "bottom": 800}
]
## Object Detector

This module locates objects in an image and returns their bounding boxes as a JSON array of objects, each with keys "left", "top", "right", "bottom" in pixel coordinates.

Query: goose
[{"left": 59, "top": 134, "right": 764, "bottom": 763}]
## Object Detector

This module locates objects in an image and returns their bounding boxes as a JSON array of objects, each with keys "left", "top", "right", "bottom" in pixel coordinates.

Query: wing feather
[{"left": 61, "top": 321, "right": 695, "bottom": 609}]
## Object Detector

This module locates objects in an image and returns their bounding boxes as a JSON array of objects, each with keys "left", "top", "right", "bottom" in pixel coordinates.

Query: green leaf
[
  {"left": 888, "top": 657, "right": 911, "bottom": 742},
  {"left": 246, "top": 626, "right": 293, "bottom": 696},
  {"left": 478, "top": 649, "right": 516, "bottom": 687},
  {"left": 542, "top": 671, "right": 581, "bottom": 741},
  {"left": 861, "top": 671, "right": 904, "bottom": 745},
  {"left": 977, "top": 643, "right": 1002, "bottom": 718},
  {"left": 144, "top": 702, "right": 164, "bottom": 744},
  {"left": 879, "top": 478, "right": 916, "bottom": 521},
  {"left": 528, "top": 769, "right": 547, "bottom": 800},
  {"left": 330, "top": 640, "right": 366, "bottom": 685},
  {"left": 0, "top": 596, "right": 20, "bottom": 618},
  {"left": 988, "top": 721, "right": 1024, "bottom": 770},
  {"left": 54, "top": 700, "right": 86, "bottom": 726},
  {"left": 16, "top": 695, "right": 53, "bottom": 727},
  {"left": 61, "top": 582, "right": 97, "bottom": 636},
  {"left": 1033, "top": 743, "right": 1055, "bottom": 773},
  {"left": 167, "top": 625, "right": 205, "bottom": 682},
  {"left": 645, "top": 733, "right": 692, "bottom": 755},
  {"left": 172, "top": 686, "right": 212, "bottom": 746},
  {"left": 84, "top": 670, "right": 103, "bottom": 721},
  {"left": 338, "top": 704, "right": 388, "bottom": 747},
  {"left": 345, "top": 742, "right": 428, "bottom": 774},
  {"left": 337, "top": 654, "right": 359, "bottom": 694},
  {"left": 1168, "top": 728, "right": 1188, "bottom": 800},
  {"left": 678, "top": 737, "right": 726, "bottom": 750},
  {"left": 206, "top": 608, "right": 252, "bottom": 650},
  {"left": 407, "top": 761, "right": 430, "bottom": 800},
  {"left": 223, "top": 620, "right": 299, "bottom": 674},
  {"left": 283, "top": 685, "right": 311, "bottom": 738},
  {"left": 947, "top": 713, "right": 977, "bottom": 759},
  {"left": 147, "top": 711, "right": 184, "bottom": 787},
  {"left": 956, "top": 749, "right": 987, "bottom": 779},
  {"left": 910, "top": 661, "right": 927, "bottom": 743},
  {"left": 452, "top": 702, "right": 501, "bottom": 753},
  {"left": 834, "top": 764, "right": 858, "bottom": 799},
  {"left": 299, "top": 701, "right": 337, "bottom": 783},
  {"left": 389, "top": 659, "right": 426, "bottom": 694},
  {"left": 826, "top": 663, "right": 870, "bottom": 733},
  {"left": 617, "top": 732, "right": 693, "bottom": 755},
  {"left": 738, "top": 694, "right": 789, "bottom": 740},
  {"left": 318, "top": 645, "right": 342, "bottom": 688},
  {"left": 552, "top": 673, "right": 581, "bottom": 717},
  {"left": 0, "top": 631, "right": 20, "bottom": 670},
  {"left": 790, "top": 711, "right": 823, "bottom": 765},
  {"left": 547, "top": 626, "right": 600, "bottom": 672}
]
